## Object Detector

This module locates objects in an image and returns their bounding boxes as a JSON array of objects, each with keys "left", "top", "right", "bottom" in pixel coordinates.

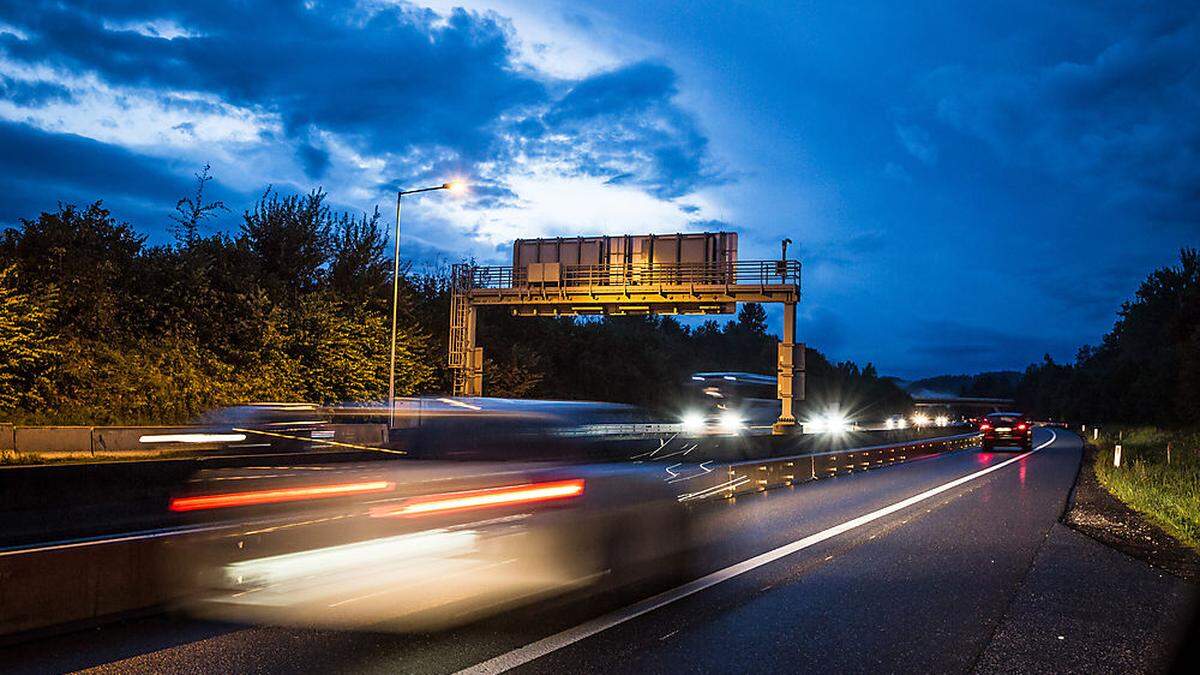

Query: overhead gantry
[{"left": 447, "top": 232, "right": 805, "bottom": 433}]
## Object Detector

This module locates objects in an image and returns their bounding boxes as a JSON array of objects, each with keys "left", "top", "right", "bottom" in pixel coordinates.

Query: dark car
[{"left": 979, "top": 412, "right": 1033, "bottom": 451}]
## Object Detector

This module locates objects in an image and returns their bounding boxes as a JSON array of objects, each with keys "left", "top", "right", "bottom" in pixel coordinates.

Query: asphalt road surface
[{"left": 7, "top": 429, "right": 1147, "bottom": 673}]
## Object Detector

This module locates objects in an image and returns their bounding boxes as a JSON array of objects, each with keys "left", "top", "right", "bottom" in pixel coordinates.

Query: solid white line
[{"left": 457, "top": 430, "right": 1058, "bottom": 674}]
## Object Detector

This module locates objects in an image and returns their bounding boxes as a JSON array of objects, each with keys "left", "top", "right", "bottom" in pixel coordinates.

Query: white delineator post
[{"left": 1114, "top": 444, "right": 1122, "bottom": 467}]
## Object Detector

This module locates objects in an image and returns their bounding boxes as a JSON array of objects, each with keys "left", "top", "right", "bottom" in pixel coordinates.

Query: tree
[
  {"left": 171, "top": 164, "right": 227, "bottom": 245},
  {"left": 240, "top": 188, "right": 334, "bottom": 302},
  {"left": 327, "top": 207, "right": 390, "bottom": 309},
  {"left": 3, "top": 202, "right": 144, "bottom": 339},
  {"left": 1016, "top": 249, "right": 1200, "bottom": 425},
  {"left": 0, "top": 266, "right": 62, "bottom": 413}
]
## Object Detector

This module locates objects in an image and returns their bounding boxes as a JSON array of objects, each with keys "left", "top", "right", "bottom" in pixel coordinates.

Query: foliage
[
  {"left": 0, "top": 170, "right": 909, "bottom": 424},
  {"left": 0, "top": 266, "right": 62, "bottom": 411},
  {"left": 0, "top": 174, "right": 433, "bottom": 424},
  {"left": 1092, "top": 428, "right": 1200, "bottom": 551},
  {"left": 1018, "top": 249, "right": 1200, "bottom": 425},
  {"left": 906, "top": 371, "right": 1021, "bottom": 398}
]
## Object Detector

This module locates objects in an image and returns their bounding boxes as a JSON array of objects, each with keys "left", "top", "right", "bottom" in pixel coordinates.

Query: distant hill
[{"left": 905, "top": 371, "right": 1021, "bottom": 399}]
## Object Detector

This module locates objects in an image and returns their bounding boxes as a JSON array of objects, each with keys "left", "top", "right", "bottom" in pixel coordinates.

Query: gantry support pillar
[
  {"left": 773, "top": 300, "right": 804, "bottom": 434},
  {"left": 463, "top": 306, "right": 483, "bottom": 397}
]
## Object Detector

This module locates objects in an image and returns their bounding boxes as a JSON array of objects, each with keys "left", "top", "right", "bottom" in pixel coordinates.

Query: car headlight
[
  {"left": 718, "top": 411, "right": 743, "bottom": 434},
  {"left": 824, "top": 414, "right": 850, "bottom": 434}
]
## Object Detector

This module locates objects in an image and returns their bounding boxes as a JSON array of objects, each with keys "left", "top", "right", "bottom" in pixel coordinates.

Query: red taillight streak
[
  {"left": 372, "top": 479, "right": 585, "bottom": 518},
  {"left": 169, "top": 480, "right": 394, "bottom": 512},
  {"left": 1017, "top": 423, "right": 1028, "bottom": 431},
  {"left": 980, "top": 424, "right": 992, "bottom": 432}
]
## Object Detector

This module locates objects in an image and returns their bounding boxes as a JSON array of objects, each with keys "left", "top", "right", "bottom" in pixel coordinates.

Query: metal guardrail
[
  {"left": 676, "top": 432, "right": 981, "bottom": 502},
  {"left": 464, "top": 260, "right": 802, "bottom": 291}
]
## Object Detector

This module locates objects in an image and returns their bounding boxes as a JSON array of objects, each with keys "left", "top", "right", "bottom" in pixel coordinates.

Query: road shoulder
[
  {"left": 973, "top": 522, "right": 1194, "bottom": 673},
  {"left": 1064, "top": 443, "right": 1200, "bottom": 582}
]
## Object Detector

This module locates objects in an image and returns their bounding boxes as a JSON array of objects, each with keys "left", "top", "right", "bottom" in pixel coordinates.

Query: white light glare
[
  {"left": 912, "top": 413, "right": 930, "bottom": 427},
  {"left": 809, "top": 411, "right": 851, "bottom": 434},
  {"left": 718, "top": 410, "right": 743, "bottom": 434},
  {"left": 934, "top": 415, "right": 949, "bottom": 427},
  {"left": 682, "top": 411, "right": 706, "bottom": 434}
]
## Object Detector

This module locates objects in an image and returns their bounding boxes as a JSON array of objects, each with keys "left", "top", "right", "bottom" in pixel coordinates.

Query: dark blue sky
[{"left": 1, "top": 1, "right": 1197, "bottom": 378}]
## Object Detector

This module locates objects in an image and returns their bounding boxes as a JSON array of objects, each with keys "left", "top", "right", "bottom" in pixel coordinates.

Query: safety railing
[
  {"left": 675, "top": 432, "right": 981, "bottom": 502},
  {"left": 459, "top": 260, "right": 802, "bottom": 291}
]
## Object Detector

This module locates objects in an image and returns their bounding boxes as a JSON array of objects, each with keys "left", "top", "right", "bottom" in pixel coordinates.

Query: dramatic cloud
[
  {"left": 0, "top": 0, "right": 719, "bottom": 250},
  {"left": 911, "top": 12, "right": 1200, "bottom": 225}
]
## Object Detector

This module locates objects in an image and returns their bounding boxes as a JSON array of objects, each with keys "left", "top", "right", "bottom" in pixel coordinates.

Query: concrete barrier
[
  {"left": 12, "top": 426, "right": 93, "bottom": 456},
  {"left": 4, "top": 423, "right": 391, "bottom": 463},
  {"left": 92, "top": 426, "right": 203, "bottom": 453},
  {"left": 0, "top": 532, "right": 185, "bottom": 640}
]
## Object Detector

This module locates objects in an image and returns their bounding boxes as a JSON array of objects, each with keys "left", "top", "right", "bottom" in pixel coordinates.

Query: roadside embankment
[{"left": 1089, "top": 428, "right": 1200, "bottom": 554}]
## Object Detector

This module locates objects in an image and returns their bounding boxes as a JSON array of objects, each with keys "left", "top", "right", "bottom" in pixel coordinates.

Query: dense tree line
[
  {"left": 905, "top": 371, "right": 1021, "bottom": 399},
  {"left": 1017, "top": 249, "right": 1200, "bottom": 426},
  {"left": 0, "top": 177, "right": 910, "bottom": 424}
]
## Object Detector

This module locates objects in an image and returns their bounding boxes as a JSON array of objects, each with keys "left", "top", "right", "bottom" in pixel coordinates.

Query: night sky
[{"left": 1, "top": 1, "right": 1197, "bottom": 378}]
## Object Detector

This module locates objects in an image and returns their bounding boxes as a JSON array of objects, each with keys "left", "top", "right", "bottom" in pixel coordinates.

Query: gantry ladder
[{"left": 447, "top": 264, "right": 477, "bottom": 396}]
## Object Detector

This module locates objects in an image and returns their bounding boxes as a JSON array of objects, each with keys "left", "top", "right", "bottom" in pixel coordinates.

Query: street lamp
[{"left": 388, "top": 180, "right": 465, "bottom": 428}]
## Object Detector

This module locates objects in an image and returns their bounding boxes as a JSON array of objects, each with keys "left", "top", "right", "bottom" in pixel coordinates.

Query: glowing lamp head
[{"left": 443, "top": 180, "right": 467, "bottom": 194}]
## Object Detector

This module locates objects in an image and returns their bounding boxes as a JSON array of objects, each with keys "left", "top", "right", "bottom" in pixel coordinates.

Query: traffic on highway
[{"left": 7, "top": 422, "right": 1191, "bottom": 673}]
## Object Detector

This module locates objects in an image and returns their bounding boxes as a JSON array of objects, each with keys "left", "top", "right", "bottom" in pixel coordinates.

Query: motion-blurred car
[
  {"left": 979, "top": 412, "right": 1033, "bottom": 451},
  {"left": 678, "top": 372, "right": 778, "bottom": 435},
  {"left": 165, "top": 402, "right": 691, "bottom": 631}
]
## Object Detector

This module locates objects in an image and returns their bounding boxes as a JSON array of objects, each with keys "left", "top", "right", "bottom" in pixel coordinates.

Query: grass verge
[{"left": 1092, "top": 428, "right": 1200, "bottom": 552}]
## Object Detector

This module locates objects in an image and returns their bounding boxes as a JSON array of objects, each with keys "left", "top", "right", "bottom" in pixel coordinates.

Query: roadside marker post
[{"left": 1114, "top": 444, "right": 1122, "bottom": 467}]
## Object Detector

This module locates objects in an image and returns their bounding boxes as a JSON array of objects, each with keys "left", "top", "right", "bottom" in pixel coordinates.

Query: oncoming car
[
  {"left": 979, "top": 412, "right": 1033, "bottom": 451},
  {"left": 678, "top": 372, "right": 778, "bottom": 435}
]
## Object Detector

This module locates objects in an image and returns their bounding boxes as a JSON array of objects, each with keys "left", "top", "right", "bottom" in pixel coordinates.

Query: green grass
[
  {"left": 0, "top": 449, "right": 45, "bottom": 465},
  {"left": 1092, "top": 427, "right": 1200, "bottom": 552}
]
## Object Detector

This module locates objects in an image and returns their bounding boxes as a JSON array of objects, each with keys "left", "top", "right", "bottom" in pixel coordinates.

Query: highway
[{"left": 3, "top": 429, "right": 1167, "bottom": 673}]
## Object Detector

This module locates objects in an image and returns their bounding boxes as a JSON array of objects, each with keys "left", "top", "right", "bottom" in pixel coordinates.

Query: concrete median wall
[
  {"left": 12, "top": 426, "right": 93, "bottom": 456},
  {"left": 0, "top": 423, "right": 390, "bottom": 463}
]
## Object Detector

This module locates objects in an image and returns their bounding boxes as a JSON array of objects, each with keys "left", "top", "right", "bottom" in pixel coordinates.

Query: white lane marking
[{"left": 457, "top": 430, "right": 1058, "bottom": 674}]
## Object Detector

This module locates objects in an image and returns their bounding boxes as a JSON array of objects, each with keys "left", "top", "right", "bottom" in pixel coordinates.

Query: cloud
[
  {"left": 0, "top": 1, "right": 719, "bottom": 254},
  {"left": 912, "top": 14, "right": 1200, "bottom": 224},
  {"left": 903, "top": 319, "right": 1078, "bottom": 373},
  {"left": 0, "top": 119, "right": 225, "bottom": 229},
  {"left": 894, "top": 124, "right": 937, "bottom": 165}
]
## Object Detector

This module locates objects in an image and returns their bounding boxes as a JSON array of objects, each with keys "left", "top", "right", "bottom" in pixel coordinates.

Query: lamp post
[{"left": 389, "top": 181, "right": 464, "bottom": 428}]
